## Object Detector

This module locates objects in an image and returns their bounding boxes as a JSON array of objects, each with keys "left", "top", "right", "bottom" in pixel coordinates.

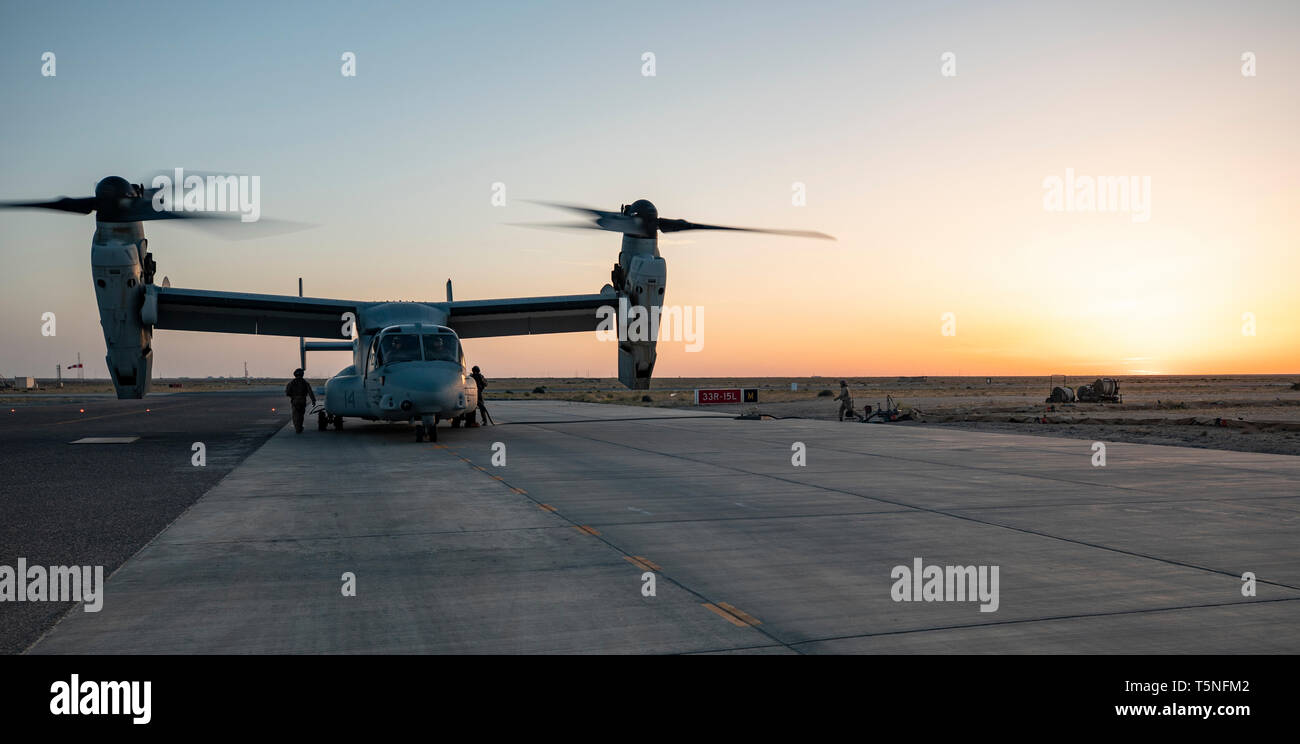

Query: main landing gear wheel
[
  {"left": 333, "top": 415, "right": 343, "bottom": 430},
  {"left": 317, "top": 412, "right": 328, "bottom": 431},
  {"left": 415, "top": 425, "right": 426, "bottom": 443}
]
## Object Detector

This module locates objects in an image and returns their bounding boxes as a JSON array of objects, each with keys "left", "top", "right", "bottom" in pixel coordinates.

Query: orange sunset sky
[{"left": 2, "top": 1, "right": 1296, "bottom": 379}]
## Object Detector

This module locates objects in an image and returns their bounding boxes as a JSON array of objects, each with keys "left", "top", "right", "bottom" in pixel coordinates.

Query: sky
[{"left": 1, "top": 0, "right": 1297, "bottom": 380}]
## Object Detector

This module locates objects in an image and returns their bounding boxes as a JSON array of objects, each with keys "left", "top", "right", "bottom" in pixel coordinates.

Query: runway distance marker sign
[{"left": 694, "top": 389, "right": 758, "bottom": 405}]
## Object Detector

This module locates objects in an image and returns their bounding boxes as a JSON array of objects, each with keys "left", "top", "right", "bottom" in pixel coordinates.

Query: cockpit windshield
[
  {"left": 422, "top": 333, "right": 460, "bottom": 363},
  {"left": 378, "top": 333, "right": 421, "bottom": 364}
]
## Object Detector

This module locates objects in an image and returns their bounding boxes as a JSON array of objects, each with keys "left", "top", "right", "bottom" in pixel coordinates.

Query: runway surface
[
  {"left": 0, "top": 391, "right": 289, "bottom": 653},
  {"left": 22, "top": 399, "right": 1300, "bottom": 654}
]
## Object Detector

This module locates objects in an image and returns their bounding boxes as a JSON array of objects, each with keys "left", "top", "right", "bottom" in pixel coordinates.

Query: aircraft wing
[
  {"left": 445, "top": 293, "right": 613, "bottom": 338},
  {"left": 145, "top": 286, "right": 359, "bottom": 339}
]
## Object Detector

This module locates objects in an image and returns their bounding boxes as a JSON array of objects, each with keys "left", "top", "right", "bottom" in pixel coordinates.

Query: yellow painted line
[
  {"left": 574, "top": 525, "right": 600, "bottom": 536},
  {"left": 717, "top": 602, "right": 762, "bottom": 626},
  {"left": 490, "top": 475, "right": 503, "bottom": 481},
  {"left": 635, "top": 557, "right": 661, "bottom": 571},
  {"left": 538, "top": 504, "right": 557, "bottom": 512},
  {"left": 432, "top": 444, "right": 446, "bottom": 449},
  {"left": 624, "top": 556, "right": 652, "bottom": 571},
  {"left": 702, "top": 603, "right": 749, "bottom": 627},
  {"left": 512, "top": 487, "right": 528, "bottom": 495}
]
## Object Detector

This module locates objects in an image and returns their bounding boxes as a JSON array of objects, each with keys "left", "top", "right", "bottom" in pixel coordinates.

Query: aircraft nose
[{"left": 382, "top": 365, "right": 464, "bottom": 412}]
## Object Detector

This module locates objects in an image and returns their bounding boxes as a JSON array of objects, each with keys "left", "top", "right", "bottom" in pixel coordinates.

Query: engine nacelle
[
  {"left": 91, "top": 222, "right": 152, "bottom": 399},
  {"left": 617, "top": 245, "right": 665, "bottom": 389},
  {"left": 623, "top": 252, "right": 666, "bottom": 309}
]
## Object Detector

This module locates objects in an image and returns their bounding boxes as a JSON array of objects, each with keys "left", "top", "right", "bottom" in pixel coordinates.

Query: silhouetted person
[
  {"left": 285, "top": 368, "right": 316, "bottom": 434},
  {"left": 470, "top": 365, "right": 489, "bottom": 425},
  {"left": 834, "top": 379, "right": 854, "bottom": 421}
]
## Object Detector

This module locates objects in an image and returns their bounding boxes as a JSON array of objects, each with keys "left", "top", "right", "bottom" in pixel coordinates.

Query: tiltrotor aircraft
[{"left": 2, "top": 176, "right": 831, "bottom": 441}]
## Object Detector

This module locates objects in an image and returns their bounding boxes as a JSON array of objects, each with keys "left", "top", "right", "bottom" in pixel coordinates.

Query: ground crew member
[
  {"left": 285, "top": 368, "right": 316, "bottom": 434},
  {"left": 834, "top": 379, "right": 854, "bottom": 421},
  {"left": 470, "top": 365, "right": 489, "bottom": 425}
]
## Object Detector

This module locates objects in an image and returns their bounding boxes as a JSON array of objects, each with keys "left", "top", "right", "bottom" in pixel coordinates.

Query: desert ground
[
  {"left": 6, "top": 374, "right": 1299, "bottom": 456},
  {"left": 483, "top": 374, "right": 1300, "bottom": 457}
]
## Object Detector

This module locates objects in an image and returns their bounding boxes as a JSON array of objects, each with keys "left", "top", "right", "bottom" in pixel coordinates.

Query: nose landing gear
[{"left": 416, "top": 414, "right": 438, "bottom": 443}]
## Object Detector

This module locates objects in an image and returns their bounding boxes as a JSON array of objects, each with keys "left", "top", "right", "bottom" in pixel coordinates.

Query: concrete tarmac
[
  {"left": 0, "top": 392, "right": 288, "bottom": 653},
  {"left": 27, "top": 400, "right": 1300, "bottom": 654}
]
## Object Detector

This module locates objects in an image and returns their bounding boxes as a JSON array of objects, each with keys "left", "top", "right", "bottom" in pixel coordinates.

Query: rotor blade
[
  {"left": 1, "top": 194, "right": 309, "bottom": 238},
  {"left": 110, "top": 201, "right": 247, "bottom": 223},
  {"left": 0, "top": 197, "right": 97, "bottom": 215},
  {"left": 528, "top": 200, "right": 647, "bottom": 235},
  {"left": 507, "top": 221, "right": 610, "bottom": 232},
  {"left": 143, "top": 212, "right": 316, "bottom": 240},
  {"left": 657, "top": 218, "right": 835, "bottom": 240},
  {"left": 528, "top": 200, "right": 621, "bottom": 219}
]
